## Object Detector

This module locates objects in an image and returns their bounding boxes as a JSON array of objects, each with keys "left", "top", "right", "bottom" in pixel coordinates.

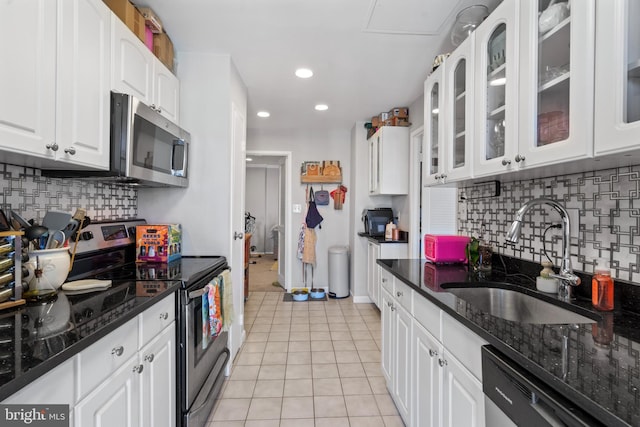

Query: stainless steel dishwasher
[{"left": 482, "top": 346, "right": 604, "bottom": 427}]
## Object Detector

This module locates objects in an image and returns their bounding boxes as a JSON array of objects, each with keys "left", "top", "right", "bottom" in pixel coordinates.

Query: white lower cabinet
[
  {"left": 441, "top": 349, "right": 485, "bottom": 427},
  {"left": 412, "top": 321, "right": 443, "bottom": 427},
  {"left": 382, "top": 277, "right": 487, "bottom": 427},
  {"left": 367, "top": 241, "right": 381, "bottom": 307},
  {"left": 2, "top": 294, "right": 176, "bottom": 427},
  {"left": 75, "top": 353, "right": 141, "bottom": 427},
  {"left": 367, "top": 241, "right": 407, "bottom": 308},
  {"left": 140, "top": 325, "right": 176, "bottom": 427},
  {"left": 381, "top": 287, "right": 411, "bottom": 423}
]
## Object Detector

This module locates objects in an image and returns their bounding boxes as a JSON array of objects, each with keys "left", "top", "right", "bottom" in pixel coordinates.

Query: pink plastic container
[
  {"left": 424, "top": 234, "right": 470, "bottom": 264},
  {"left": 144, "top": 25, "right": 154, "bottom": 51}
]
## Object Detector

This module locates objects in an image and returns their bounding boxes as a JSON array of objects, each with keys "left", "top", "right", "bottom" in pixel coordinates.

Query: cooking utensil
[
  {"left": 46, "top": 230, "right": 65, "bottom": 249},
  {"left": 10, "top": 210, "right": 31, "bottom": 230},
  {"left": 62, "top": 279, "right": 112, "bottom": 295},
  {"left": 25, "top": 225, "right": 48, "bottom": 249},
  {"left": 42, "top": 211, "right": 72, "bottom": 232},
  {"left": 0, "top": 210, "right": 11, "bottom": 232}
]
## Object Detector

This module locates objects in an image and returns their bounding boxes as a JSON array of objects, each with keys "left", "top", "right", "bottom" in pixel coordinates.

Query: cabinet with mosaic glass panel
[
  {"left": 473, "top": 0, "right": 519, "bottom": 177},
  {"left": 594, "top": 0, "right": 640, "bottom": 155},
  {"left": 516, "top": 0, "right": 595, "bottom": 167}
]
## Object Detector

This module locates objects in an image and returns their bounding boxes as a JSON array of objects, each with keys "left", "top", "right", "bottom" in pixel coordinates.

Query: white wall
[
  {"left": 392, "top": 93, "right": 424, "bottom": 233},
  {"left": 245, "top": 166, "right": 279, "bottom": 253},
  {"left": 138, "top": 53, "right": 234, "bottom": 257},
  {"left": 247, "top": 128, "right": 351, "bottom": 289}
]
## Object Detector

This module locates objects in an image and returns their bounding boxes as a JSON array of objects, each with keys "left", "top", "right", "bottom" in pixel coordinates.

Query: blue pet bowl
[
  {"left": 292, "top": 290, "right": 309, "bottom": 301},
  {"left": 310, "top": 288, "right": 325, "bottom": 299}
]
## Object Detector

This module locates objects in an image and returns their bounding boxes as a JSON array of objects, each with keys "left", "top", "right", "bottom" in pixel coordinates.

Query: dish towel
[
  {"left": 202, "top": 284, "right": 212, "bottom": 349},
  {"left": 210, "top": 277, "right": 223, "bottom": 338},
  {"left": 221, "top": 269, "right": 234, "bottom": 331}
]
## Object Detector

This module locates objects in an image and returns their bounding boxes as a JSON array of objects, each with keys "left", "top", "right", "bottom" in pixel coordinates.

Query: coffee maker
[{"left": 362, "top": 208, "right": 394, "bottom": 237}]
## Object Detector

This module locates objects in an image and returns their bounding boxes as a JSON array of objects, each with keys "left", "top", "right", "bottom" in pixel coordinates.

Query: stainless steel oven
[{"left": 178, "top": 267, "right": 229, "bottom": 427}]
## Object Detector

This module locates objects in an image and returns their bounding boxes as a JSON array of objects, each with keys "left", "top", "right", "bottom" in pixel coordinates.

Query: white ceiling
[{"left": 136, "top": 0, "right": 500, "bottom": 133}]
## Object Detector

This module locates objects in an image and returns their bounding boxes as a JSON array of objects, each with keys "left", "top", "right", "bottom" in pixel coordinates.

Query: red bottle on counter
[{"left": 592, "top": 258, "right": 614, "bottom": 311}]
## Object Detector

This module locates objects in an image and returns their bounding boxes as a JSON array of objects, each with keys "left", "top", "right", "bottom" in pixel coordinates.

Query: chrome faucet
[{"left": 505, "top": 198, "right": 580, "bottom": 300}]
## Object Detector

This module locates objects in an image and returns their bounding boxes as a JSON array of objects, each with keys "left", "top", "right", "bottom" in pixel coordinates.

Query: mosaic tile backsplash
[
  {"left": 0, "top": 163, "right": 138, "bottom": 222},
  {"left": 458, "top": 165, "right": 640, "bottom": 285}
]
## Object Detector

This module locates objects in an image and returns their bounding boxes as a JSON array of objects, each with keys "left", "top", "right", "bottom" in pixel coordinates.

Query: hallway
[{"left": 208, "top": 292, "right": 404, "bottom": 426}]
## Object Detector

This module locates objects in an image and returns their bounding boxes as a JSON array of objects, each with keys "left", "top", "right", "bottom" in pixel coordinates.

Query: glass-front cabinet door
[
  {"left": 473, "top": 0, "right": 518, "bottom": 177},
  {"left": 594, "top": 0, "right": 640, "bottom": 155},
  {"left": 444, "top": 33, "right": 474, "bottom": 181},
  {"left": 517, "top": 0, "right": 595, "bottom": 167},
  {"left": 423, "top": 65, "right": 445, "bottom": 185}
]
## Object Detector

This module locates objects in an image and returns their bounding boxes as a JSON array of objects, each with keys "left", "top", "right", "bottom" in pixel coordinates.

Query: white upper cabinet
[
  {"left": 473, "top": 0, "right": 519, "bottom": 177},
  {"left": 0, "top": 0, "right": 110, "bottom": 170},
  {"left": 111, "top": 15, "right": 154, "bottom": 103},
  {"left": 594, "top": 0, "right": 640, "bottom": 155},
  {"left": 516, "top": 0, "right": 595, "bottom": 168},
  {"left": 443, "top": 33, "right": 474, "bottom": 182},
  {"left": 368, "top": 126, "right": 409, "bottom": 195},
  {"left": 56, "top": 0, "right": 111, "bottom": 169},
  {"left": 111, "top": 15, "right": 180, "bottom": 124},
  {"left": 0, "top": 0, "right": 57, "bottom": 160},
  {"left": 423, "top": 65, "right": 446, "bottom": 186}
]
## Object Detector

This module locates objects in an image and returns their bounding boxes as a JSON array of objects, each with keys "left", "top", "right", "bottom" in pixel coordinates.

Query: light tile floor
[{"left": 207, "top": 292, "right": 404, "bottom": 427}]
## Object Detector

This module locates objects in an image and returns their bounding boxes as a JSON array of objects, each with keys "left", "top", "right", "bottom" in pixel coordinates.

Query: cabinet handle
[
  {"left": 132, "top": 364, "right": 144, "bottom": 374},
  {"left": 387, "top": 301, "right": 392, "bottom": 307},
  {"left": 64, "top": 147, "right": 76, "bottom": 155},
  {"left": 144, "top": 353, "right": 155, "bottom": 363},
  {"left": 434, "top": 174, "right": 440, "bottom": 180},
  {"left": 428, "top": 349, "right": 438, "bottom": 357},
  {"left": 45, "top": 142, "right": 59, "bottom": 152},
  {"left": 440, "top": 174, "right": 447, "bottom": 183},
  {"left": 150, "top": 104, "right": 157, "bottom": 111},
  {"left": 501, "top": 158, "right": 511, "bottom": 166},
  {"left": 390, "top": 304, "right": 396, "bottom": 311},
  {"left": 159, "top": 312, "right": 169, "bottom": 320},
  {"left": 156, "top": 108, "right": 162, "bottom": 114},
  {"left": 515, "top": 154, "right": 525, "bottom": 163},
  {"left": 396, "top": 291, "right": 403, "bottom": 297},
  {"left": 381, "top": 278, "right": 387, "bottom": 283},
  {"left": 438, "top": 358, "right": 447, "bottom": 367},
  {"left": 111, "top": 346, "right": 124, "bottom": 357}
]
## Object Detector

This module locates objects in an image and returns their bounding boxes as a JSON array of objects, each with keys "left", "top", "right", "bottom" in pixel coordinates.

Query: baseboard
[{"left": 352, "top": 295, "right": 373, "bottom": 304}]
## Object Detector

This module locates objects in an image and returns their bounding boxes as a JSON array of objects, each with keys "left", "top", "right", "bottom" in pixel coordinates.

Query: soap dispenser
[
  {"left": 536, "top": 260, "right": 559, "bottom": 293},
  {"left": 592, "top": 258, "right": 614, "bottom": 311}
]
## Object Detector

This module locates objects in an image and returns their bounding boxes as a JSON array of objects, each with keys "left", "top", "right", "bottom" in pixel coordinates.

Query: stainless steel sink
[{"left": 442, "top": 285, "right": 598, "bottom": 324}]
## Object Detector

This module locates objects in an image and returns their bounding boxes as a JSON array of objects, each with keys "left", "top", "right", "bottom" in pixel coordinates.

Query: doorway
[{"left": 245, "top": 151, "right": 292, "bottom": 294}]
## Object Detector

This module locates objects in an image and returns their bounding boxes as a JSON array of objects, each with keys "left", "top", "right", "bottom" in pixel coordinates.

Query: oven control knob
[{"left": 80, "top": 231, "right": 94, "bottom": 241}]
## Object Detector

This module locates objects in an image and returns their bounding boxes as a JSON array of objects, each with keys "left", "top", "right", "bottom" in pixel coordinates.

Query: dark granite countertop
[
  {"left": 0, "top": 279, "right": 181, "bottom": 401},
  {"left": 357, "top": 232, "right": 408, "bottom": 244},
  {"left": 378, "top": 258, "right": 640, "bottom": 427}
]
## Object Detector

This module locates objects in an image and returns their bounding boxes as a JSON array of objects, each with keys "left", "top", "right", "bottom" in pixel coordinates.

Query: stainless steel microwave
[{"left": 44, "top": 92, "right": 189, "bottom": 187}]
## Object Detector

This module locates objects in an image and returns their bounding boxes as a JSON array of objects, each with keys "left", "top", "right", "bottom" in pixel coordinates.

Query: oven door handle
[{"left": 188, "top": 288, "right": 207, "bottom": 301}]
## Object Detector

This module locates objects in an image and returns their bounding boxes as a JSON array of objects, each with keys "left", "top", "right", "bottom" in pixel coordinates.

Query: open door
[{"left": 229, "top": 101, "right": 246, "bottom": 365}]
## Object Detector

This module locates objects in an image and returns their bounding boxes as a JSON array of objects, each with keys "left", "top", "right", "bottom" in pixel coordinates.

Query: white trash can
[{"left": 328, "top": 245, "right": 349, "bottom": 298}]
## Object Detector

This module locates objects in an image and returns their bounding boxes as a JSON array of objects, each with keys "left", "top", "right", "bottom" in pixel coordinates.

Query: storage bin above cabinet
[{"left": 368, "top": 126, "right": 409, "bottom": 195}]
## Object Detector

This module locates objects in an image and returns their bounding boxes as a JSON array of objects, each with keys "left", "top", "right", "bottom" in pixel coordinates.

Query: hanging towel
[
  {"left": 221, "top": 269, "right": 234, "bottom": 331},
  {"left": 209, "top": 277, "right": 223, "bottom": 338},
  {"left": 202, "top": 284, "right": 213, "bottom": 349}
]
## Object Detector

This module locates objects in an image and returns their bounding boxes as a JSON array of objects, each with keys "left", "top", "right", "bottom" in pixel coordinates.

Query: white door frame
[
  {"left": 409, "top": 126, "right": 424, "bottom": 259},
  {"left": 246, "top": 150, "right": 292, "bottom": 290}
]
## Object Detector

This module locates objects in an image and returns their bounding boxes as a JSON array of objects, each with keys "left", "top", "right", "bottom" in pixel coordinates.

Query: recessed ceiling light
[
  {"left": 315, "top": 104, "right": 328, "bottom": 111},
  {"left": 257, "top": 111, "right": 270, "bottom": 118},
  {"left": 295, "top": 68, "right": 313, "bottom": 78}
]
